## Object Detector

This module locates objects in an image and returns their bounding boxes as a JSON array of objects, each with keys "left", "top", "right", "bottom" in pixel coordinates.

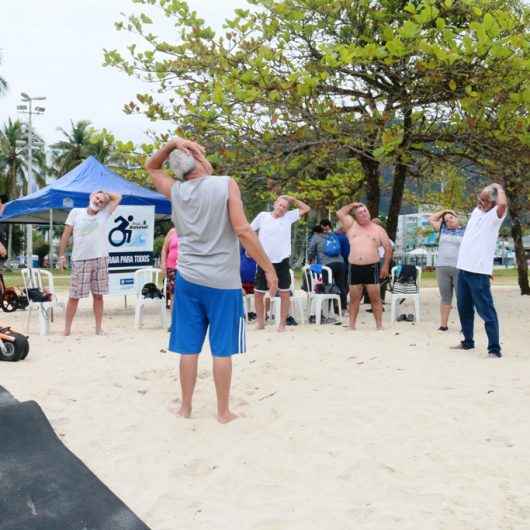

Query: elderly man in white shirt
[
  {"left": 251, "top": 195, "right": 310, "bottom": 331},
  {"left": 455, "top": 183, "right": 507, "bottom": 357},
  {"left": 58, "top": 190, "right": 122, "bottom": 335}
]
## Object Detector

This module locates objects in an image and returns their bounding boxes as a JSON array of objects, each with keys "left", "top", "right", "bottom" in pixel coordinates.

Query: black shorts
[
  {"left": 349, "top": 263, "right": 380, "bottom": 285},
  {"left": 255, "top": 257, "right": 291, "bottom": 292}
]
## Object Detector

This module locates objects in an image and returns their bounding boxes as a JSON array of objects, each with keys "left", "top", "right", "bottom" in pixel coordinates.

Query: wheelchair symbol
[{"left": 109, "top": 215, "right": 134, "bottom": 247}]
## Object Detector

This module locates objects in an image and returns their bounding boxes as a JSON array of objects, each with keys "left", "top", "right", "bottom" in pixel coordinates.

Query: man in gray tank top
[{"left": 145, "top": 137, "right": 277, "bottom": 423}]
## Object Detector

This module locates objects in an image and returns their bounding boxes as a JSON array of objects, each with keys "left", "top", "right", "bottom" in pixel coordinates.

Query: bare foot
[
  {"left": 277, "top": 324, "right": 287, "bottom": 332},
  {"left": 95, "top": 329, "right": 105, "bottom": 336},
  {"left": 217, "top": 411, "right": 238, "bottom": 424},
  {"left": 63, "top": 329, "right": 71, "bottom": 336},
  {"left": 256, "top": 321, "right": 265, "bottom": 330},
  {"left": 177, "top": 405, "right": 192, "bottom": 418},
  {"left": 376, "top": 326, "right": 384, "bottom": 331}
]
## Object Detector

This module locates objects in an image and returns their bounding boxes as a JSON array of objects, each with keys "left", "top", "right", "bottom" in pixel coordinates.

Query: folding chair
[
  {"left": 389, "top": 265, "right": 422, "bottom": 325},
  {"left": 21, "top": 268, "right": 64, "bottom": 335},
  {"left": 134, "top": 268, "right": 167, "bottom": 329},
  {"left": 302, "top": 265, "right": 342, "bottom": 325},
  {"left": 269, "top": 269, "right": 306, "bottom": 326}
]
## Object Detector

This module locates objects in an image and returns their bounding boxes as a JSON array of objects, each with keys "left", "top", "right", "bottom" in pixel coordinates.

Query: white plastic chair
[
  {"left": 389, "top": 265, "right": 422, "bottom": 325},
  {"left": 303, "top": 265, "right": 342, "bottom": 325},
  {"left": 134, "top": 268, "right": 167, "bottom": 329},
  {"left": 21, "top": 268, "right": 64, "bottom": 335},
  {"left": 269, "top": 270, "right": 306, "bottom": 326}
]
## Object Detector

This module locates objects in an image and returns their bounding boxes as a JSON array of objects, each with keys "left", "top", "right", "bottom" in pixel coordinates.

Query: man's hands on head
[{"left": 172, "top": 137, "right": 205, "bottom": 158}]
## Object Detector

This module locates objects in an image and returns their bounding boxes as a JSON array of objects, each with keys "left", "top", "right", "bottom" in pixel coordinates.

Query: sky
[{"left": 0, "top": 0, "right": 249, "bottom": 146}]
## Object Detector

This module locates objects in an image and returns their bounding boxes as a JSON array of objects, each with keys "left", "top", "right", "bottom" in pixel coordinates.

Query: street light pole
[{"left": 19, "top": 92, "right": 46, "bottom": 268}]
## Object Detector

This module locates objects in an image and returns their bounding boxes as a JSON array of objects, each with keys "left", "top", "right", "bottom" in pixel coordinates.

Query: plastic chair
[
  {"left": 134, "top": 268, "right": 167, "bottom": 329},
  {"left": 303, "top": 265, "right": 342, "bottom": 325},
  {"left": 269, "top": 270, "right": 306, "bottom": 326},
  {"left": 389, "top": 265, "right": 422, "bottom": 325},
  {"left": 21, "top": 268, "right": 64, "bottom": 335}
]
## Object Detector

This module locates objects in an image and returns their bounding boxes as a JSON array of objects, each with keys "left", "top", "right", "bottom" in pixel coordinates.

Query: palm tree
[
  {"left": 0, "top": 118, "right": 47, "bottom": 200},
  {"left": 51, "top": 120, "right": 93, "bottom": 175}
]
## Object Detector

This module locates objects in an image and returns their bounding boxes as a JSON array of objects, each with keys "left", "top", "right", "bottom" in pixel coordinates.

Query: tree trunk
[
  {"left": 386, "top": 108, "right": 412, "bottom": 241},
  {"left": 8, "top": 164, "right": 17, "bottom": 201},
  {"left": 386, "top": 162, "right": 407, "bottom": 241},
  {"left": 361, "top": 155, "right": 380, "bottom": 218},
  {"left": 507, "top": 203, "right": 530, "bottom": 296}
]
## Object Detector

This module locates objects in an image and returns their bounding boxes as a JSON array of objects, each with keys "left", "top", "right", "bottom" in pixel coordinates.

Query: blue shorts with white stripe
[{"left": 169, "top": 273, "right": 246, "bottom": 357}]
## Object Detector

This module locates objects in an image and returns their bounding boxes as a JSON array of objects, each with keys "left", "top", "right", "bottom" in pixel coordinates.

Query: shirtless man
[{"left": 336, "top": 202, "right": 392, "bottom": 330}]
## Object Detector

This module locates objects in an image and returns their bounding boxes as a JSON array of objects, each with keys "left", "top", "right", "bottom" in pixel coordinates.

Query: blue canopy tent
[{"left": 0, "top": 156, "right": 171, "bottom": 224}]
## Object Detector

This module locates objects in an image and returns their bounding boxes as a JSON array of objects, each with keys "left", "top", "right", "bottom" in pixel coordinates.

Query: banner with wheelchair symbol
[{"left": 107, "top": 205, "right": 155, "bottom": 295}]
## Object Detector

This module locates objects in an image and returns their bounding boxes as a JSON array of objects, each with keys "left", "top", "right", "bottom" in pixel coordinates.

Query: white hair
[
  {"left": 484, "top": 186, "right": 498, "bottom": 201},
  {"left": 169, "top": 149, "right": 197, "bottom": 180}
]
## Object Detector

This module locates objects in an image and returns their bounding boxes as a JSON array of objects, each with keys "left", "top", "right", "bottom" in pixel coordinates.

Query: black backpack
[
  {"left": 396, "top": 265, "right": 417, "bottom": 284},
  {"left": 141, "top": 282, "right": 164, "bottom": 299}
]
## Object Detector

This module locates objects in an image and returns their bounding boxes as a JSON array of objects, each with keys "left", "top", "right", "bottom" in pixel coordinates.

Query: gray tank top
[{"left": 171, "top": 176, "right": 241, "bottom": 289}]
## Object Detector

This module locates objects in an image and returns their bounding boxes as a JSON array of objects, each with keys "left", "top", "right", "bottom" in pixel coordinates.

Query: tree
[
  {"left": 452, "top": 73, "right": 530, "bottom": 294},
  {"left": 0, "top": 118, "right": 47, "bottom": 200},
  {"left": 51, "top": 120, "right": 138, "bottom": 178},
  {"left": 104, "top": 0, "right": 529, "bottom": 241},
  {"left": 51, "top": 120, "right": 93, "bottom": 175}
]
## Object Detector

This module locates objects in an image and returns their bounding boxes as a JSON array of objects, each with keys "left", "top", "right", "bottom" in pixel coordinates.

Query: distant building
[{"left": 395, "top": 207, "right": 438, "bottom": 265}]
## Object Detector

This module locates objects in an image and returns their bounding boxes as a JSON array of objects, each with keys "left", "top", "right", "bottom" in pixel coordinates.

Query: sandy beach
[{"left": 2, "top": 286, "right": 530, "bottom": 530}]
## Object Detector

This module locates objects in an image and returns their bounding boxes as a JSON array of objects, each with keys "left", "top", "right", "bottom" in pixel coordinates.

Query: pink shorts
[{"left": 70, "top": 257, "right": 109, "bottom": 299}]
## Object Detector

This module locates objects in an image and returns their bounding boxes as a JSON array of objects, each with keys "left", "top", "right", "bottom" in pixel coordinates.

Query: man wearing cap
[
  {"left": 58, "top": 190, "right": 122, "bottom": 335},
  {"left": 145, "top": 137, "right": 277, "bottom": 423}
]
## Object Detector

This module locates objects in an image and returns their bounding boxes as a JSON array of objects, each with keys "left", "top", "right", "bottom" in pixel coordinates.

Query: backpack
[
  {"left": 396, "top": 264, "right": 417, "bottom": 284},
  {"left": 141, "top": 282, "right": 163, "bottom": 299},
  {"left": 391, "top": 265, "right": 418, "bottom": 295},
  {"left": 25, "top": 288, "right": 52, "bottom": 303},
  {"left": 323, "top": 234, "right": 341, "bottom": 257}
]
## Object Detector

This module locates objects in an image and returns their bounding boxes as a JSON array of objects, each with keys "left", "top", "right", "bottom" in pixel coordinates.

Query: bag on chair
[
  {"left": 141, "top": 282, "right": 163, "bottom": 299},
  {"left": 26, "top": 288, "right": 52, "bottom": 303},
  {"left": 390, "top": 265, "right": 418, "bottom": 294}
]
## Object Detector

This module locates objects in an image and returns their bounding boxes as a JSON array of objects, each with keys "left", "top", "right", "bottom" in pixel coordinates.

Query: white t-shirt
[
  {"left": 457, "top": 206, "right": 506, "bottom": 275},
  {"left": 250, "top": 209, "right": 300, "bottom": 263},
  {"left": 65, "top": 207, "right": 112, "bottom": 261}
]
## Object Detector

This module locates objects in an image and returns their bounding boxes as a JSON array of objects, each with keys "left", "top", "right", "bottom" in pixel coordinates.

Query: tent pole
[
  {"left": 49, "top": 209, "right": 54, "bottom": 271},
  {"left": 7, "top": 224, "right": 13, "bottom": 261}
]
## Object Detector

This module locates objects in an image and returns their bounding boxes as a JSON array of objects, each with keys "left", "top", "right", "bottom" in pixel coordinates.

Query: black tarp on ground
[{"left": 0, "top": 386, "right": 151, "bottom": 530}]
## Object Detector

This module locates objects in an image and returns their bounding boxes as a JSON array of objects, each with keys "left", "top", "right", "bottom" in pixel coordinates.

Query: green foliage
[
  {"left": 0, "top": 119, "right": 47, "bottom": 200},
  {"left": 153, "top": 234, "right": 165, "bottom": 257},
  {"left": 103, "top": 0, "right": 529, "bottom": 230}
]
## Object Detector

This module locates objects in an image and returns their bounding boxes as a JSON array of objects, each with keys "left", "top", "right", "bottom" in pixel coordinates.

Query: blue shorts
[{"left": 169, "top": 273, "right": 246, "bottom": 357}]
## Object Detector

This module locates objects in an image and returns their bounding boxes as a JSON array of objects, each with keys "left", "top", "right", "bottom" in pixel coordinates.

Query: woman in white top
[{"left": 429, "top": 210, "right": 465, "bottom": 331}]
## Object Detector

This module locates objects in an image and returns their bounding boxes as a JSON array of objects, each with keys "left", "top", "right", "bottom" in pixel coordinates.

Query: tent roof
[{"left": 0, "top": 156, "right": 171, "bottom": 224}]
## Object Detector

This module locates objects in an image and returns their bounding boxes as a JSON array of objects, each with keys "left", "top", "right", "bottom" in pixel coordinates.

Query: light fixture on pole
[{"left": 18, "top": 92, "right": 46, "bottom": 269}]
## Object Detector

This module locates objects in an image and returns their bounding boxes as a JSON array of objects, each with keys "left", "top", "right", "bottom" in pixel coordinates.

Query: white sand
[{"left": 2, "top": 286, "right": 530, "bottom": 530}]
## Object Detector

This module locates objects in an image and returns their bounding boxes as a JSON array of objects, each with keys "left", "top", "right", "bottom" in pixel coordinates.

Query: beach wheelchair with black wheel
[{"left": 0, "top": 327, "right": 30, "bottom": 362}]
